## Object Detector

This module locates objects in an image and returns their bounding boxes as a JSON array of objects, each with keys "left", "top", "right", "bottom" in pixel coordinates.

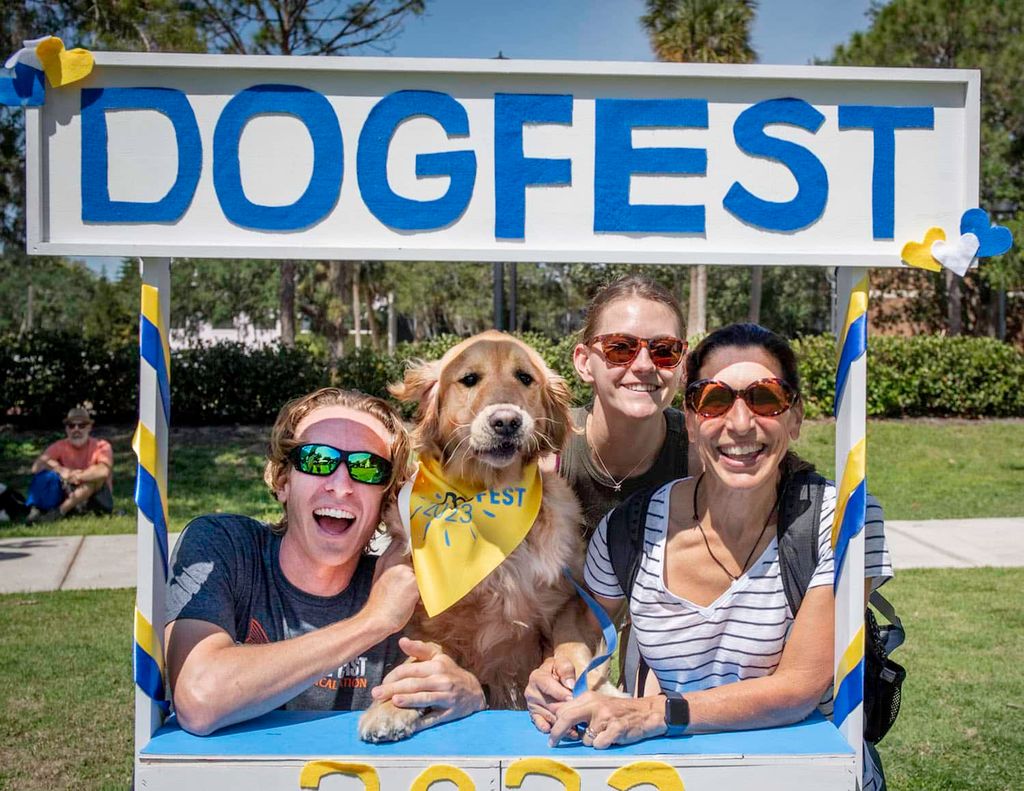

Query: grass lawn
[
  {"left": 2, "top": 419, "right": 1022, "bottom": 539},
  {"left": 0, "top": 425, "right": 281, "bottom": 539},
  {"left": 1, "top": 568, "right": 1021, "bottom": 790},
  {"left": 793, "top": 419, "right": 1024, "bottom": 521}
]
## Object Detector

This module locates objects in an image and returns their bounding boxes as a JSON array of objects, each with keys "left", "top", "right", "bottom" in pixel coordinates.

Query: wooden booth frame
[{"left": 21, "top": 53, "right": 980, "bottom": 791}]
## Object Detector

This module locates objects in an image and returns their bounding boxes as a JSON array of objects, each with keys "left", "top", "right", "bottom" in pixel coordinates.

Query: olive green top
[{"left": 559, "top": 405, "right": 688, "bottom": 540}]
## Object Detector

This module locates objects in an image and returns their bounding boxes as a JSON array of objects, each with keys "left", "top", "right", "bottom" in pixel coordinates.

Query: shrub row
[
  {"left": 2, "top": 331, "right": 1021, "bottom": 427},
  {"left": 792, "top": 334, "right": 1024, "bottom": 418}
]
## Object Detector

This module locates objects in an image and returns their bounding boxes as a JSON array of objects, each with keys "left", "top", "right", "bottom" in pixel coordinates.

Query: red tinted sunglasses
[
  {"left": 686, "top": 377, "right": 798, "bottom": 418},
  {"left": 589, "top": 333, "right": 687, "bottom": 369}
]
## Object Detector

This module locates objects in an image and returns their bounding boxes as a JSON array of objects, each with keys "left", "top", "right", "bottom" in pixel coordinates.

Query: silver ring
[{"left": 584, "top": 727, "right": 597, "bottom": 739}]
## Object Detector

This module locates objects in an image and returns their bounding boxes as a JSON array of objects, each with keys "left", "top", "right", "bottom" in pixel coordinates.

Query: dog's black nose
[{"left": 490, "top": 412, "right": 522, "bottom": 437}]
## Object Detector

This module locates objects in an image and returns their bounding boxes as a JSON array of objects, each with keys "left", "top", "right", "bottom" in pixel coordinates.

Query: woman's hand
[
  {"left": 371, "top": 638, "right": 485, "bottom": 728},
  {"left": 548, "top": 691, "right": 666, "bottom": 749},
  {"left": 525, "top": 655, "right": 576, "bottom": 733}
]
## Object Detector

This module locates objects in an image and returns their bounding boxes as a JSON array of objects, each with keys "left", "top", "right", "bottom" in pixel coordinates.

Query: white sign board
[{"left": 26, "top": 54, "right": 979, "bottom": 266}]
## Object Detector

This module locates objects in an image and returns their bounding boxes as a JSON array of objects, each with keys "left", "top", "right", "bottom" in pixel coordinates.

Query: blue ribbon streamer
[
  {"left": 134, "top": 641, "right": 170, "bottom": 713},
  {"left": 140, "top": 315, "right": 171, "bottom": 425},
  {"left": 833, "top": 312, "right": 866, "bottom": 416},
  {"left": 832, "top": 481, "right": 866, "bottom": 592},
  {"left": 832, "top": 656, "right": 864, "bottom": 729},
  {"left": 561, "top": 568, "right": 618, "bottom": 698},
  {"left": 135, "top": 464, "right": 169, "bottom": 576}
]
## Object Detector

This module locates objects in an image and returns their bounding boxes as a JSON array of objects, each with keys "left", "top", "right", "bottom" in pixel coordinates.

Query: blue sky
[
  {"left": 84, "top": 0, "right": 874, "bottom": 279},
  {"left": 387, "top": 0, "right": 872, "bottom": 65}
]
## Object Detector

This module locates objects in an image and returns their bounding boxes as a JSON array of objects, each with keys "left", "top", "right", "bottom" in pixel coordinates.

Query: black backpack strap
[
  {"left": 869, "top": 590, "right": 905, "bottom": 653},
  {"left": 606, "top": 484, "right": 661, "bottom": 599},
  {"left": 776, "top": 470, "right": 827, "bottom": 616},
  {"left": 607, "top": 483, "right": 662, "bottom": 698},
  {"left": 663, "top": 408, "right": 688, "bottom": 479}
]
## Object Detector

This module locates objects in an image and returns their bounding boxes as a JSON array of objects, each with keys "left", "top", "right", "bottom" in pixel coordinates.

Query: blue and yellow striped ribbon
[
  {"left": 832, "top": 274, "right": 868, "bottom": 737},
  {"left": 833, "top": 625, "right": 865, "bottom": 729},
  {"left": 833, "top": 275, "right": 867, "bottom": 416},
  {"left": 132, "top": 423, "right": 170, "bottom": 575},
  {"left": 135, "top": 282, "right": 171, "bottom": 711},
  {"left": 832, "top": 438, "right": 866, "bottom": 591},
  {"left": 141, "top": 285, "right": 171, "bottom": 426},
  {"left": 135, "top": 607, "right": 169, "bottom": 713}
]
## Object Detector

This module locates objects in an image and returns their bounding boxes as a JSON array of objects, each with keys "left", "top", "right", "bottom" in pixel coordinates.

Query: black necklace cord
[{"left": 691, "top": 472, "right": 780, "bottom": 582}]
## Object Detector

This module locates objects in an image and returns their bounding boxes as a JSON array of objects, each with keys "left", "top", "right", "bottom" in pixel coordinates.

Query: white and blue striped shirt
[{"left": 584, "top": 477, "right": 892, "bottom": 790}]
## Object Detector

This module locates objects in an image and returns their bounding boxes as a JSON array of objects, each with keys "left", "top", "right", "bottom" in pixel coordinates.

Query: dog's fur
[{"left": 358, "top": 331, "right": 594, "bottom": 742}]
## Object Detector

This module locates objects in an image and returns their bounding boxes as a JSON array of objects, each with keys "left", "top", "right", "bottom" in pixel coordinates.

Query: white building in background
[{"left": 169, "top": 313, "right": 282, "bottom": 350}]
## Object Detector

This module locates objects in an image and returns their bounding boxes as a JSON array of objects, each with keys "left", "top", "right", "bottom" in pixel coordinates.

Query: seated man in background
[
  {"left": 27, "top": 406, "right": 114, "bottom": 523},
  {"left": 165, "top": 388, "right": 484, "bottom": 735}
]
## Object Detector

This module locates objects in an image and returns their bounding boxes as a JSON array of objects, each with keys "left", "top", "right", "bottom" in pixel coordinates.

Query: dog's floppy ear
[
  {"left": 521, "top": 345, "right": 573, "bottom": 454},
  {"left": 541, "top": 371, "right": 574, "bottom": 453},
  {"left": 389, "top": 359, "right": 442, "bottom": 450}
]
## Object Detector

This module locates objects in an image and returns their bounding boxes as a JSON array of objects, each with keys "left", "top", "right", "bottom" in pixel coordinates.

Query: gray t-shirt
[
  {"left": 167, "top": 513, "right": 402, "bottom": 711},
  {"left": 560, "top": 405, "right": 689, "bottom": 539}
]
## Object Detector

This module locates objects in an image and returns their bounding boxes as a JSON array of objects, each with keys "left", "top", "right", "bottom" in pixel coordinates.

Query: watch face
[{"left": 665, "top": 694, "right": 690, "bottom": 735}]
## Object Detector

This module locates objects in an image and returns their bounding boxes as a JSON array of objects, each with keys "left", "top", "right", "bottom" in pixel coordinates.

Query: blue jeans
[{"left": 26, "top": 470, "right": 65, "bottom": 511}]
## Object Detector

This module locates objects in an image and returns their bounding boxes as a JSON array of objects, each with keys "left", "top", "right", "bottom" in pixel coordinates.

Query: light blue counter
[{"left": 143, "top": 709, "right": 853, "bottom": 758}]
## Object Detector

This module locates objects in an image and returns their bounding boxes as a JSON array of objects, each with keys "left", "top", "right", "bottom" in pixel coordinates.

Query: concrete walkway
[{"left": 1, "top": 520, "right": 1022, "bottom": 595}]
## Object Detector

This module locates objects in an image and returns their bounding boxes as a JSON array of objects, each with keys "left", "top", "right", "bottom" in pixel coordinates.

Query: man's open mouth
[{"left": 313, "top": 507, "right": 356, "bottom": 534}]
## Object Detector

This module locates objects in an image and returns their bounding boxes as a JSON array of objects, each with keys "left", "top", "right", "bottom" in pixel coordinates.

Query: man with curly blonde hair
[{"left": 164, "top": 389, "right": 458, "bottom": 734}]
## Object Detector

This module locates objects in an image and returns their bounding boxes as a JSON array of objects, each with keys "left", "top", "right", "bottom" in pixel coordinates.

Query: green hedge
[
  {"left": 793, "top": 335, "right": 1024, "bottom": 418},
  {"left": 2, "top": 331, "right": 1022, "bottom": 427}
]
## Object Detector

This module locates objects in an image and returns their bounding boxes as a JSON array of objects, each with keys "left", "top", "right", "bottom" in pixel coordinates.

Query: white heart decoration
[
  {"left": 4, "top": 36, "right": 51, "bottom": 71},
  {"left": 932, "top": 232, "right": 980, "bottom": 277}
]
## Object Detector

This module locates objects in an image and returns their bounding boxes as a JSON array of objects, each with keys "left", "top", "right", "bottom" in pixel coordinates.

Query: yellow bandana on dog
[{"left": 398, "top": 456, "right": 542, "bottom": 617}]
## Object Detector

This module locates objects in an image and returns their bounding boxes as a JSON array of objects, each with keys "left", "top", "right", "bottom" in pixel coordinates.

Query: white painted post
[
  {"left": 134, "top": 257, "right": 172, "bottom": 758},
  {"left": 833, "top": 266, "right": 868, "bottom": 787}
]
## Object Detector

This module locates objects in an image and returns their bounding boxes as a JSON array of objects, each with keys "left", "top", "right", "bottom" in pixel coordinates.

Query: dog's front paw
[
  {"left": 358, "top": 700, "right": 425, "bottom": 743},
  {"left": 594, "top": 680, "right": 628, "bottom": 698}
]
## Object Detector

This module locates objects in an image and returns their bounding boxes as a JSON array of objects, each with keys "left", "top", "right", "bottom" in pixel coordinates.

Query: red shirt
[{"left": 44, "top": 437, "right": 114, "bottom": 489}]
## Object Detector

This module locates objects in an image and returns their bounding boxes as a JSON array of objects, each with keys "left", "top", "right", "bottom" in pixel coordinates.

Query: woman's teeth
[
  {"left": 719, "top": 444, "right": 764, "bottom": 458},
  {"left": 624, "top": 383, "right": 659, "bottom": 392}
]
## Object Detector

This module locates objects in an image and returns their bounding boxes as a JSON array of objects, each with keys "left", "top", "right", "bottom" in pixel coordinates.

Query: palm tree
[
  {"left": 641, "top": 0, "right": 759, "bottom": 334},
  {"left": 642, "top": 0, "right": 757, "bottom": 64}
]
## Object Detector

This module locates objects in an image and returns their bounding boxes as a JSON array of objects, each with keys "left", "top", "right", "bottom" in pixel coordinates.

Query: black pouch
[
  {"left": 0, "top": 484, "right": 29, "bottom": 522},
  {"left": 863, "top": 603, "right": 906, "bottom": 744}
]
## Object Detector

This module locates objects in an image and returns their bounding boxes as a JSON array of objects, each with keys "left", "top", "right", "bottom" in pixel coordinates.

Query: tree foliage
[
  {"left": 194, "top": 0, "right": 426, "bottom": 55},
  {"left": 830, "top": 0, "right": 1024, "bottom": 339},
  {"left": 642, "top": 0, "right": 758, "bottom": 63}
]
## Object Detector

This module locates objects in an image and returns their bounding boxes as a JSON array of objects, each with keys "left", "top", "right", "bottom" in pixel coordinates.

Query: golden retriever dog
[{"left": 358, "top": 330, "right": 596, "bottom": 742}]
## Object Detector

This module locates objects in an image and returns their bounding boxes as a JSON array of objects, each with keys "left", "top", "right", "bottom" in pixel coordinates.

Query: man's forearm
[
  {"left": 74, "top": 463, "right": 110, "bottom": 484},
  {"left": 31, "top": 456, "right": 54, "bottom": 474},
  {"left": 171, "top": 610, "right": 397, "bottom": 735}
]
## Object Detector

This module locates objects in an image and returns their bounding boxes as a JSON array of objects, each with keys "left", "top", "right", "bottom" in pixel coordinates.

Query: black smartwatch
[{"left": 663, "top": 692, "right": 690, "bottom": 737}]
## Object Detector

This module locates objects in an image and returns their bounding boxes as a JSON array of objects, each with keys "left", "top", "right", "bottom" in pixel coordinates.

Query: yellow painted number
[
  {"left": 607, "top": 761, "right": 685, "bottom": 791},
  {"left": 505, "top": 758, "right": 581, "bottom": 791},
  {"left": 410, "top": 764, "right": 476, "bottom": 790},
  {"left": 299, "top": 761, "right": 380, "bottom": 790}
]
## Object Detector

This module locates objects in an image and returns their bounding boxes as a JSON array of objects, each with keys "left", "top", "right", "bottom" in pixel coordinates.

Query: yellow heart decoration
[
  {"left": 35, "top": 37, "right": 94, "bottom": 88},
  {"left": 901, "top": 227, "right": 945, "bottom": 272}
]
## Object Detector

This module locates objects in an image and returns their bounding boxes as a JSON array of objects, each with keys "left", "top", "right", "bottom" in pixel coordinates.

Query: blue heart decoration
[
  {"left": 959, "top": 208, "right": 1013, "bottom": 258},
  {"left": 0, "top": 62, "right": 45, "bottom": 107}
]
